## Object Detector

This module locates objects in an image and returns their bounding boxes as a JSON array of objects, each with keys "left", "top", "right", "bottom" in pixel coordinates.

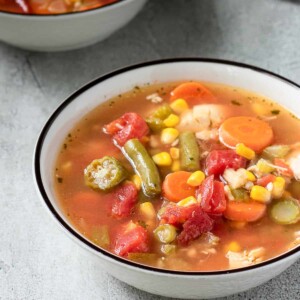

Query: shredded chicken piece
[
  {"left": 226, "top": 247, "right": 266, "bottom": 269},
  {"left": 286, "top": 150, "right": 300, "bottom": 180},
  {"left": 146, "top": 93, "right": 163, "bottom": 104},
  {"left": 223, "top": 168, "right": 248, "bottom": 189}
]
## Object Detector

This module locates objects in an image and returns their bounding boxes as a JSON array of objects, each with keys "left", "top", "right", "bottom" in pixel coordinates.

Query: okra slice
[{"left": 84, "top": 156, "right": 127, "bottom": 191}]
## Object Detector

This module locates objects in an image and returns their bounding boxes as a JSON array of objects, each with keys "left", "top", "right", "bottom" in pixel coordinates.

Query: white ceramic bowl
[
  {"left": 33, "top": 59, "right": 300, "bottom": 299},
  {"left": 0, "top": 0, "right": 147, "bottom": 51}
]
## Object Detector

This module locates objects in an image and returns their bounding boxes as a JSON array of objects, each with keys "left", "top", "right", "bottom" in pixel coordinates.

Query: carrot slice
[
  {"left": 219, "top": 116, "right": 274, "bottom": 153},
  {"left": 162, "top": 171, "right": 196, "bottom": 202},
  {"left": 170, "top": 82, "right": 216, "bottom": 105},
  {"left": 224, "top": 201, "right": 267, "bottom": 222}
]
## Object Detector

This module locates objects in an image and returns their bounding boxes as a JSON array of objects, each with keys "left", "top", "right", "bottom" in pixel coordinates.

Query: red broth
[
  {"left": 0, "top": 0, "right": 119, "bottom": 14},
  {"left": 54, "top": 82, "right": 300, "bottom": 271}
]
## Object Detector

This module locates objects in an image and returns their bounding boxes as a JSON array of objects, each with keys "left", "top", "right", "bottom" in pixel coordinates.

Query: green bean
[
  {"left": 123, "top": 139, "right": 161, "bottom": 197},
  {"left": 154, "top": 224, "right": 177, "bottom": 243},
  {"left": 84, "top": 156, "right": 127, "bottom": 191},
  {"left": 179, "top": 131, "right": 200, "bottom": 171},
  {"left": 270, "top": 198, "right": 300, "bottom": 225}
]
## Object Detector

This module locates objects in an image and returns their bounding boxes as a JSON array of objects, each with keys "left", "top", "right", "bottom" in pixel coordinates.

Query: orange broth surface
[{"left": 54, "top": 81, "right": 300, "bottom": 271}]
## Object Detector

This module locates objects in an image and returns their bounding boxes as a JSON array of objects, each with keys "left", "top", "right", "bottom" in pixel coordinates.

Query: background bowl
[
  {"left": 34, "top": 59, "right": 300, "bottom": 299},
  {"left": 0, "top": 0, "right": 147, "bottom": 52}
]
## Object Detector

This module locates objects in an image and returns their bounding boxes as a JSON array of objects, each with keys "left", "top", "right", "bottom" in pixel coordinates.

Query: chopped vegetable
[
  {"left": 219, "top": 116, "right": 274, "bottom": 152},
  {"left": 163, "top": 114, "right": 180, "bottom": 127},
  {"left": 245, "top": 170, "right": 256, "bottom": 181},
  {"left": 224, "top": 201, "right": 267, "bottom": 222},
  {"left": 161, "top": 128, "right": 179, "bottom": 144},
  {"left": 91, "top": 225, "right": 110, "bottom": 249},
  {"left": 262, "top": 145, "right": 290, "bottom": 159},
  {"left": 179, "top": 132, "right": 200, "bottom": 171},
  {"left": 146, "top": 117, "right": 165, "bottom": 132},
  {"left": 177, "top": 206, "right": 214, "bottom": 245},
  {"left": 177, "top": 196, "right": 198, "bottom": 207},
  {"left": 123, "top": 139, "right": 161, "bottom": 197},
  {"left": 223, "top": 168, "right": 248, "bottom": 189},
  {"left": 139, "top": 202, "right": 156, "bottom": 220},
  {"left": 272, "top": 177, "right": 285, "bottom": 199},
  {"left": 274, "top": 158, "right": 293, "bottom": 177},
  {"left": 161, "top": 244, "right": 177, "bottom": 255},
  {"left": 84, "top": 156, "right": 127, "bottom": 191},
  {"left": 171, "top": 160, "right": 181, "bottom": 172},
  {"left": 170, "top": 147, "right": 180, "bottom": 160},
  {"left": 236, "top": 143, "right": 255, "bottom": 160},
  {"left": 206, "top": 150, "right": 247, "bottom": 176},
  {"left": 256, "top": 158, "right": 275, "bottom": 174},
  {"left": 270, "top": 198, "right": 300, "bottom": 225},
  {"left": 162, "top": 171, "right": 196, "bottom": 202},
  {"left": 154, "top": 224, "right": 177, "bottom": 243},
  {"left": 256, "top": 174, "right": 276, "bottom": 187},
  {"left": 114, "top": 222, "right": 149, "bottom": 257},
  {"left": 170, "top": 82, "right": 216, "bottom": 106},
  {"left": 111, "top": 182, "right": 138, "bottom": 218},
  {"left": 152, "top": 152, "right": 172, "bottom": 166},
  {"left": 250, "top": 185, "right": 271, "bottom": 203},
  {"left": 170, "top": 99, "right": 189, "bottom": 114},
  {"left": 131, "top": 174, "right": 142, "bottom": 190},
  {"left": 104, "top": 112, "right": 149, "bottom": 147},
  {"left": 153, "top": 104, "right": 173, "bottom": 120},
  {"left": 187, "top": 171, "right": 205, "bottom": 187},
  {"left": 231, "top": 188, "right": 249, "bottom": 201},
  {"left": 197, "top": 175, "right": 226, "bottom": 214}
]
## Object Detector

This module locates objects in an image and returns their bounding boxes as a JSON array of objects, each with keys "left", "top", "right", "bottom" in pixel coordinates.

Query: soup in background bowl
[
  {"left": 0, "top": 0, "right": 147, "bottom": 51},
  {"left": 34, "top": 59, "right": 300, "bottom": 299}
]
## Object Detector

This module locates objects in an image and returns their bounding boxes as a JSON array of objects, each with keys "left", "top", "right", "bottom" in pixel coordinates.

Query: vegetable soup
[
  {"left": 0, "top": 0, "right": 119, "bottom": 14},
  {"left": 54, "top": 81, "right": 300, "bottom": 271}
]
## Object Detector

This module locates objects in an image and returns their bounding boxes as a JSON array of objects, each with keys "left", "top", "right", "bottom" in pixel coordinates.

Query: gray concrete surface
[{"left": 1, "top": 0, "right": 300, "bottom": 299}]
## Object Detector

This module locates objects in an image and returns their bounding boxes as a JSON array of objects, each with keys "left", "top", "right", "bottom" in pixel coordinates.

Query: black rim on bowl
[
  {"left": 0, "top": 0, "right": 128, "bottom": 17},
  {"left": 34, "top": 58, "right": 300, "bottom": 275}
]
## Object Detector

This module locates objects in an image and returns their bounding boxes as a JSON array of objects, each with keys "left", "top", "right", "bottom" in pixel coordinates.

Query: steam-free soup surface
[{"left": 54, "top": 81, "right": 300, "bottom": 271}]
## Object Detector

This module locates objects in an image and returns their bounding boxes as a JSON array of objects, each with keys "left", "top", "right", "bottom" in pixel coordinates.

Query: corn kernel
[
  {"left": 272, "top": 177, "right": 285, "bottom": 199},
  {"left": 226, "top": 241, "right": 242, "bottom": 253},
  {"left": 161, "top": 128, "right": 179, "bottom": 144},
  {"left": 171, "top": 160, "right": 181, "bottom": 172},
  {"left": 163, "top": 114, "right": 180, "bottom": 127},
  {"left": 170, "top": 98, "right": 189, "bottom": 114},
  {"left": 131, "top": 174, "right": 141, "bottom": 190},
  {"left": 187, "top": 171, "right": 205, "bottom": 187},
  {"left": 245, "top": 170, "right": 256, "bottom": 181},
  {"left": 139, "top": 202, "right": 156, "bottom": 220},
  {"left": 152, "top": 152, "right": 172, "bottom": 166},
  {"left": 236, "top": 143, "right": 255, "bottom": 160},
  {"left": 170, "top": 147, "right": 180, "bottom": 160},
  {"left": 177, "top": 196, "right": 197, "bottom": 207},
  {"left": 250, "top": 185, "right": 271, "bottom": 203},
  {"left": 256, "top": 158, "right": 275, "bottom": 174}
]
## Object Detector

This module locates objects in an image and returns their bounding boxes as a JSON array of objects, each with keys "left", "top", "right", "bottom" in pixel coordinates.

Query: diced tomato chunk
[
  {"left": 159, "top": 204, "right": 198, "bottom": 227},
  {"left": 114, "top": 223, "right": 149, "bottom": 257},
  {"left": 256, "top": 174, "right": 276, "bottom": 187},
  {"left": 197, "top": 176, "right": 226, "bottom": 214},
  {"left": 205, "top": 149, "right": 247, "bottom": 176},
  {"left": 104, "top": 112, "right": 149, "bottom": 147},
  {"left": 177, "top": 206, "right": 214, "bottom": 246},
  {"left": 274, "top": 158, "right": 293, "bottom": 177},
  {"left": 111, "top": 182, "right": 138, "bottom": 218}
]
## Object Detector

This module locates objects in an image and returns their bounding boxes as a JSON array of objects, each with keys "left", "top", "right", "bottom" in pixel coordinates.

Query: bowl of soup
[
  {"left": 34, "top": 58, "right": 300, "bottom": 299},
  {"left": 0, "top": 0, "right": 147, "bottom": 51}
]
